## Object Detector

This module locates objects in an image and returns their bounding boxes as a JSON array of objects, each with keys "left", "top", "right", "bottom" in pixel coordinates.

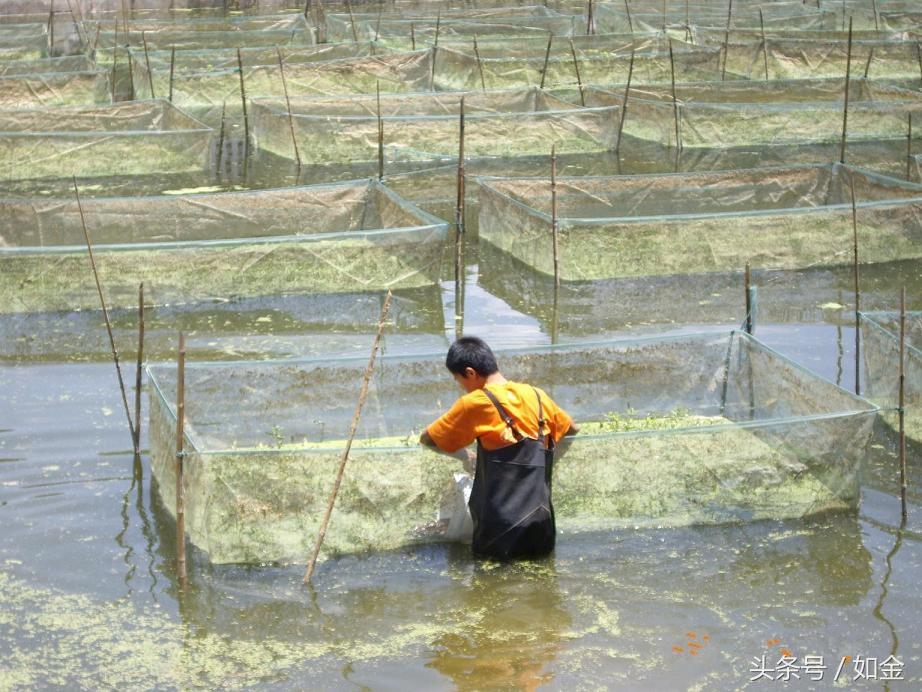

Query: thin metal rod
[
  {"left": 141, "top": 31, "right": 155, "bottom": 99},
  {"left": 304, "top": 291, "right": 393, "bottom": 584},
  {"left": 907, "top": 114, "right": 913, "bottom": 181},
  {"left": 74, "top": 177, "right": 137, "bottom": 456},
  {"left": 840, "top": 17, "right": 853, "bottom": 164},
  {"left": 376, "top": 81, "right": 384, "bottom": 180},
  {"left": 721, "top": 0, "right": 733, "bottom": 80},
  {"left": 668, "top": 39, "right": 681, "bottom": 149},
  {"left": 278, "top": 48, "right": 302, "bottom": 168},
  {"left": 473, "top": 35, "right": 486, "bottom": 91},
  {"left": 168, "top": 45, "right": 175, "bottom": 102},
  {"left": 540, "top": 32, "right": 553, "bottom": 89},
  {"left": 236, "top": 48, "right": 249, "bottom": 160},
  {"left": 744, "top": 262, "right": 752, "bottom": 334},
  {"left": 551, "top": 145, "right": 560, "bottom": 289},
  {"left": 570, "top": 39, "right": 585, "bottom": 106},
  {"left": 133, "top": 282, "right": 144, "bottom": 465},
  {"left": 849, "top": 174, "right": 861, "bottom": 396},
  {"left": 175, "top": 331, "right": 187, "bottom": 586},
  {"left": 898, "top": 286, "right": 908, "bottom": 521},
  {"left": 616, "top": 48, "right": 634, "bottom": 152},
  {"left": 759, "top": 8, "right": 769, "bottom": 80}
]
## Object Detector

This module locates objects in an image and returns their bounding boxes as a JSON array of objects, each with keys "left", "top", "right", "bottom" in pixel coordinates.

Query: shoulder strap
[
  {"left": 482, "top": 388, "right": 523, "bottom": 441},
  {"left": 533, "top": 387, "right": 552, "bottom": 449}
]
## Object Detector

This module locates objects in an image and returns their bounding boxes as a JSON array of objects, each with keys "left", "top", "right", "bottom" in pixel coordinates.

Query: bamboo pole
[
  {"left": 615, "top": 48, "right": 634, "bottom": 153},
  {"left": 907, "top": 114, "right": 913, "bottom": 181},
  {"left": 91, "top": 23, "right": 101, "bottom": 61},
  {"left": 849, "top": 175, "right": 861, "bottom": 396},
  {"left": 721, "top": 0, "right": 733, "bottom": 81},
  {"left": 473, "top": 35, "right": 486, "bottom": 91},
  {"left": 661, "top": 0, "right": 666, "bottom": 33},
  {"left": 141, "top": 31, "right": 155, "bottom": 99},
  {"left": 376, "top": 81, "right": 384, "bottom": 180},
  {"left": 759, "top": 8, "right": 769, "bottom": 80},
  {"left": 410, "top": 22, "right": 415, "bottom": 50},
  {"left": 374, "top": 4, "right": 382, "bottom": 42},
  {"left": 454, "top": 96, "right": 465, "bottom": 309},
  {"left": 345, "top": 0, "right": 358, "bottom": 42},
  {"left": 551, "top": 145, "right": 560, "bottom": 289},
  {"left": 744, "top": 262, "right": 752, "bottom": 334},
  {"left": 871, "top": 0, "right": 879, "bottom": 33},
  {"left": 111, "top": 18, "right": 118, "bottom": 101},
  {"left": 168, "top": 46, "right": 175, "bottom": 102},
  {"left": 668, "top": 39, "right": 681, "bottom": 149},
  {"left": 216, "top": 100, "right": 226, "bottom": 174},
  {"left": 898, "top": 286, "right": 908, "bottom": 521},
  {"left": 133, "top": 282, "right": 144, "bottom": 466},
  {"left": 840, "top": 17, "right": 853, "bottom": 164},
  {"left": 126, "top": 50, "right": 135, "bottom": 101},
  {"left": 623, "top": 0, "right": 633, "bottom": 34},
  {"left": 539, "top": 32, "right": 553, "bottom": 89},
  {"left": 278, "top": 48, "right": 302, "bottom": 168},
  {"left": 917, "top": 42, "right": 922, "bottom": 88},
  {"left": 587, "top": 0, "right": 594, "bottom": 35},
  {"left": 73, "top": 177, "right": 137, "bottom": 456},
  {"left": 304, "top": 291, "right": 393, "bottom": 584},
  {"left": 236, "top": 48, "right": 249, "bottom": 160},
  {"left": 434, "top": 11, "right": 441, "bottom": 47},
  {"left": 569, "top": 39, "right": 585, "bottom": 106},
  {"left": 863, "top": 46, "right": 875, "bottom": 80},
  {"left": 48, "top": 2, "right": 55, "bottom": 57},
  {"left": 175, "top": 331, "right": 187, "bottom": 586}
]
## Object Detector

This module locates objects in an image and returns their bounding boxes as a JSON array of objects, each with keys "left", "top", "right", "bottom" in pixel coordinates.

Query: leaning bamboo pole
[
  {"left": 898, "top": 287, "right": 908, "bottom": 521},
  {"left": 454, "top": 96, "right": 465, "bottom": 317},
  {"left": 668, "top": 39, "right": 681, "bottom": 150},
  {"left": 175, "top": 331, "right": 187, "bottom": 586},
  {"left": 473, "top": 35, "right": 486, "bottom": 91},
  {"left": 278, "top": 48, "right": 302, "bottom": 168},
  {"left": 141, "top": 31, "right": 155, "bottom": 99},
  {"left": 849, "top": 176, "right": 861, "bottom": 396},
  {"left": 376, "top": 81, "right": 384, "bottom": 180},
  {"left": 168, "top": 46, "right": 175, "bottom": 102},
  {"left": 840, "top": 17, "right": 854, "bottom": 164},
  {"left": 133, "top": 282, "right": 144, "bottom": 466},
  {"left": 615, "top": 48, "right": 634, "bottom": 153},
  {"left": 570, "top": 39, "right": 585, "bottom": 106},
  {"left": 236, "top": 48, "right": 249, "bottom": 163},
  {"left": 304, "top": 291, "right": 393, "bottom": 584},
  {"left": 539, "top": 32, "right": 553, "bottom": 89}
]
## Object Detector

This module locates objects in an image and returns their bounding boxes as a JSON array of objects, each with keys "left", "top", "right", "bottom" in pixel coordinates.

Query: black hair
[{"left": 445, "top": 336, "right": 499, "bottom": 377}]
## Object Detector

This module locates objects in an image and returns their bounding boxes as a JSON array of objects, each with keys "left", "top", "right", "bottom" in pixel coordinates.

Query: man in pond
[{"left": 420, "top": 336, "right": 579, "bottom": 560}]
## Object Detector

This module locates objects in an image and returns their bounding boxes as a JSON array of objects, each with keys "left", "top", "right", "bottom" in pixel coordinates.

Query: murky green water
[{"left": 3, "top": 137, "right": 922, "bottom": 689}]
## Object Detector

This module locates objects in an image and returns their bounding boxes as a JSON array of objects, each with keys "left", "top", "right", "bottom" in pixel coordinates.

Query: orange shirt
[{"left": 426, "top": 381, "right": 573, "bottom": 453}]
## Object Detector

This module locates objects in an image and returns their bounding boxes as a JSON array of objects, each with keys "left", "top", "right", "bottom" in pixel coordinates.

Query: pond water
[{"left": 2, "top": 143, "right": 922, "bottom": 689}]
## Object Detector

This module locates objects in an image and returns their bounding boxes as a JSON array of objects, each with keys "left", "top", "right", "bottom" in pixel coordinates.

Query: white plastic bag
[{"left": 440, "top": 472, "right": 474, "bottom": 543}]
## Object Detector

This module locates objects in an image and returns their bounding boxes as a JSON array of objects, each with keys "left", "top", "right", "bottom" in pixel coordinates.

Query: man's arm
[
  {"left": 420, "top": 430, "right": 476, "bottom": 472},
  {"left": 553, "top": 421, "right": 579, "bottom": 459}
]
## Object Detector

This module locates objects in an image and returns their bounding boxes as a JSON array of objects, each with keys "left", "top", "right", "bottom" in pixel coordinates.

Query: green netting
[
  {"left": 146, "top": 331, "right": 876, "bottom": 564},
  {"left": 860, "top": 310, "right": 922, "bottom": 441},
  {"left": 594, "top": 2, "right": 839, "bottom": 33},
  {"left": 251, "top": 87, "right": 619, "bottom": 164},
  {"left": 431, "top": 35, "right": 727, "bottom": 90},
  {"left": 0, "top": 99, "right": 211, "bottom": 180},
  {"left": 0, "top": 178, "right": 447, "bottom": 312},
  {"left": 477, "top": 163, "right": 922, "bottom": 281},
  {"left": 0, "top": 58, "right": 110, "bottom": 108},
  {"left": 131, "top": 47, "right": 432, "bottom": 122},
  {"left": 0, "top": 22, "right": 47, "bottom": 61},
  {"left": 582, "top": 81, "right": 922, "bottom": 148}
]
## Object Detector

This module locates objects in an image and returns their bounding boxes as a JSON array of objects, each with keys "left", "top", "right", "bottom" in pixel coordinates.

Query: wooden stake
[
  {"left": 168, "top": 46, "right": 175, "bottom": 102},
  {"left": 907, "top": 114, "right": 913, "bottom": 181},
  {"left": 569, "top": 39, "right": 585, "bottom": 106},
  {"left": 304, "top": 291, "right": 393, "bottom": 584},
  {"left": 668, "top": 39, "right": 681, "bottom": 149},
  {"left": 376, "top": 81, "right": 384, "bottom": 180},
  {"left": 236, "top": 48, "right": 249, "bottom": 159},
  {"left": 616, "top": 48, "right": 634, "bottom": 152},
  {"left": 898, "top": 286, "right": 908, "bottom": 521},
  {"left": 759, "top": 8, "right": 769, "bottom": 80},
  {"left": 849, "top": 174, "right": 861, "bottom": 395},
  {"left": 744, "top": 262, "right": 752, "bottom": 334},
  {"left": 540, "top": 32, "right": 553, "bottom": 89},
  {"left": 721, "top": 0, "right": 733, "bottom": 81},
  {"left": 175, "top": 331, "right": 187, "bottom": 586},
  {"left": 840, "top": 17, "right": 853, "bottom": 164},
  {"left": 141, "top": 31, "right": 155, "bottom": 99},
  {"left": 133, "top": 282, "right": 144, "bottom": 465},
  {"left": 345, "top": 0, "right": 358, "bottom": 42},
  {"left": 473, "top": 35, "right": 486, "bottom": 91},
  {"left": 278, "top": 48, "right": 302, "bottom": 168},
  {"left": 551, "top": 145, "right": 560, "bottom": 289},
  {"left": 74, "top": 177, "right": 137, "bottom": 457}
]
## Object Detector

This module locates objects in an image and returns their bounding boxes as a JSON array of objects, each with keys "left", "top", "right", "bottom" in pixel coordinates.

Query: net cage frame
[
  {"left": 145, "top": 329, "right": 879, "bottom": 564},
  {"left": 476, "top": 162, "right": 922, "bottom": 282},
  {"left": 860, "top": 309, "right": 922, "bottom": 442},
  {"left": 0, "top": 98, "right": 212, "bottom": 180},
  {"left": 251, "top": 86, "right": 621, "bottom": 164},
  {"left": 579, "top": 81, "right": 922, "bottom": 149},
  {"left": 0, "top": 21, "right": 49, "bottom": 61},
  {"left": 0, "top": 55, "right": 111, "bottom": 108},
  {"left": 0, "top": 177, "right": 449, "bottom": 313}
]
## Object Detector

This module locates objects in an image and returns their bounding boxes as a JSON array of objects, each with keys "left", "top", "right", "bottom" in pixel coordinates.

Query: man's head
[{"left": 446, "top": 336, "right": 499, "bottom": 392}]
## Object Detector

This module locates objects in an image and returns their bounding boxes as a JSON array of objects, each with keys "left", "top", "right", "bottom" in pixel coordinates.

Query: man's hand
[{"left": 420, "top": 429, "right": 475, "bottom": 470}]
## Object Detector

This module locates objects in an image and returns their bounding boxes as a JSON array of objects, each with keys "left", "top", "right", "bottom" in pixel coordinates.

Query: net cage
[
  {"left": 0, "top": 286, "right": 447, "bottom": 363},
  {"left": 430, "top": 34, "right": 727, "bottom": 91},
  {"left": 0, "top": 178, "right": 448, "bottom": 313},
  {"left": 0, "top": 22, "right": 48, "bottom": 61},
  {"left": 0, "top": 99, "right": 211, "bottom": 180},
  {"left": 477, "top": 163, "right": 922, "bottom": 282},
  {"left": 145, "top": 330, "right": 877, "bottom": 564},
  {"left": 130, "top": 45, "right": 433, "bottom": 126},
  {"left": 322, "top": 6, "right": 582, "bottom": 46},
  {"left": 251, "top": 87, "right": 619, "bottom": 165},
  {"left": 0, "top": 55, "right": 110, "bottom": 108},
  {"left": 860, "top": 310, "right": 922, "bottom": 442},
  {"left": 581, "top": 81, "right": 922, "bottom": 149}
]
